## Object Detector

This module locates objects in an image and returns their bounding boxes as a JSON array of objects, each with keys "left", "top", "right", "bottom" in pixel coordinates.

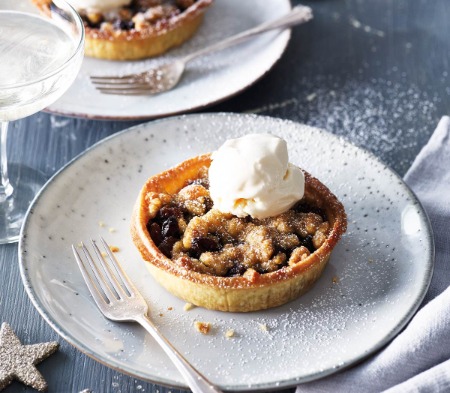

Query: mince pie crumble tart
[
  {"left": 131, "top": 153, "right": 347, "bottom": 312},
  {"left": 32, "top": 0, "right": 213, "bottom": 60}
]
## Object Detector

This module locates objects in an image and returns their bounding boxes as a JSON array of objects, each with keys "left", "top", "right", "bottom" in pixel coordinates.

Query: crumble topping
[
  {"left": 79, "top": 0, "right": 200, "bottom": 34},
  {"left": 145, "top": 174, "right": 331, "bottom": 278}
]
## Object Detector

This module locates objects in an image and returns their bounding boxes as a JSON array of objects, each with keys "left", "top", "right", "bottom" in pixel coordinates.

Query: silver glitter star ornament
[{"left": 0, "top": 322, "right": 59, "bottom": 391}]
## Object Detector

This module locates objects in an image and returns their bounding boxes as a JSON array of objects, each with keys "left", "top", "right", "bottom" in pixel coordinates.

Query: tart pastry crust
[
  {"left": 33, "top": 0, "right": 212, "bottom": 60},
  {"left": 131, "top": 154, "right": 347, "bottom": 312}
]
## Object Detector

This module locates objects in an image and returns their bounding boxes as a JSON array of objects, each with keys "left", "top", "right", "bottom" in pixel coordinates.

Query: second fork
[{"left": 90, "top": 5, "right": 313, "bottom": 95}]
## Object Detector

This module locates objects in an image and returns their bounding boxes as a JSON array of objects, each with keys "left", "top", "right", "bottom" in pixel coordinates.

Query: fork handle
[
  {"left": 182, "top": 5, "right": 313, "bottom": 64},
  {"left": 136, "top": 315, "right": 223, "bottom": 393}
]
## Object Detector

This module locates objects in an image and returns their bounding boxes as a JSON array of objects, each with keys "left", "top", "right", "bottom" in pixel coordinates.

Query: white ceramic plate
[
  {"left": 19, "top": 114, "right": 434, "bottom": 391},
  {"left": 5, "top": 0, "right": 291, "bottom": 120}
]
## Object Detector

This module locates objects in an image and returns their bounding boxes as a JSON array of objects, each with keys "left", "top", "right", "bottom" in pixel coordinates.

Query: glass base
[{"left": 0, "top": 163, "right": 47, "bottom": 244}]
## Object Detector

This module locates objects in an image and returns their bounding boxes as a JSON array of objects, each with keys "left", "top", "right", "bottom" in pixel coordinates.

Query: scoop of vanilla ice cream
[
  {"left": 67, "top": 0, "right": 131, "bottom": 12},
  {"left": 208, "top": 134, "right": 305, "bottom": 219}
]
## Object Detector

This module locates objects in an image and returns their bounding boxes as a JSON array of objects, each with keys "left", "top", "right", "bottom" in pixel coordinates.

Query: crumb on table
[{"left": 225, "top": 329, "right": 235, "bottom": 339}]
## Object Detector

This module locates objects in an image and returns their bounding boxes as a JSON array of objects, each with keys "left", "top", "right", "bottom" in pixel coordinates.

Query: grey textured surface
[{"left": 1, "top": 0, "right": 449, "bottom": 392}]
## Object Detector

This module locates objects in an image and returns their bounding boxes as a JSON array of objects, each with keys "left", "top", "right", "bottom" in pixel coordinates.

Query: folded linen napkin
[{"left": 296, "top": 116, "right": 450, "bottom": 393}]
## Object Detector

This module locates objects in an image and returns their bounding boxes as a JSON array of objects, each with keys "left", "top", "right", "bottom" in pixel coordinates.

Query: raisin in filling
[{"left": 146, "top": 176, "right": 330, "bottom": 277}]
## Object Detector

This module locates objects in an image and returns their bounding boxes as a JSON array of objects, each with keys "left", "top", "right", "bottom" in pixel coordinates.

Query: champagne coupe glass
[{"left": 0, "top": 0, "right": 84, "bottom": 243}]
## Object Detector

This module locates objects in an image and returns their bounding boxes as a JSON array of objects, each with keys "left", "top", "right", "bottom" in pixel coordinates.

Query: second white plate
[
  {"left": 19, "top": 113, "right": 433, "bottom": 391},
  {"left": 40, "top": 0, "right": 291, "bottom": 119}
]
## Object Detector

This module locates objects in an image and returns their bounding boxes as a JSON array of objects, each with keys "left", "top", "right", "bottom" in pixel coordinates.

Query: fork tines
[
  {"left": 72, "top": 238, "right": 134, "bottom": 304},
  {"left": 90, "top": 66, "right": 172, "bottom": 95},
  {"left": 93, "top": 86, "right": 161, "bottom": 96},
  {"left": 90, "top": 74, "right": 137, "bottom": 82}
]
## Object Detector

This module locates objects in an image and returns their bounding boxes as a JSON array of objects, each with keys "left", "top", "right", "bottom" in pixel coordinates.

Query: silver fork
[
  {"left": 72, "top": 238, "right": 223, "bottom": 393},
  {"left": 90, "top": 5, "right": 313, "bottom": 95}
]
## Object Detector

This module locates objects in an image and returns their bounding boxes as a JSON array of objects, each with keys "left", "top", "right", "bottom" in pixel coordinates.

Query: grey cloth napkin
[{"left": 296, "top": 116, "right": 450, "bottom": 393}]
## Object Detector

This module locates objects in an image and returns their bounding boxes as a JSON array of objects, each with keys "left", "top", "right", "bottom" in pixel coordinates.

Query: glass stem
[{"left": 0, "top": 121, "right": 13, "bottom": 203}]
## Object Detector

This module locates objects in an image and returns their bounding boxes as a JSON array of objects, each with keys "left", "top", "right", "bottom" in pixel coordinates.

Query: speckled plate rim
[
  {"left": 43, "top": 0, "right": 293, "bottom": 121},
  {"left": 18, "top": 113, "right": 434, "bottom": 391}
]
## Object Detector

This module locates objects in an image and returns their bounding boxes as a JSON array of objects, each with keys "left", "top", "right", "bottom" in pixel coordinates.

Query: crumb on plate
[
  {"left": 183, "top": 303, "right": 195, "bottom": 311},
  {"left": 194, "top": 321, "right": 211, "bottom": 334}
]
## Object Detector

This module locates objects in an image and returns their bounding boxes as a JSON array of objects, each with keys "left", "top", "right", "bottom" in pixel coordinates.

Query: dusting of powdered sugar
[
  {"left": 348, "top": 16, "right": 386, "bottom": 37},
  {"left": 246, "top": 75, "right": 440, "bottom": 176}
]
